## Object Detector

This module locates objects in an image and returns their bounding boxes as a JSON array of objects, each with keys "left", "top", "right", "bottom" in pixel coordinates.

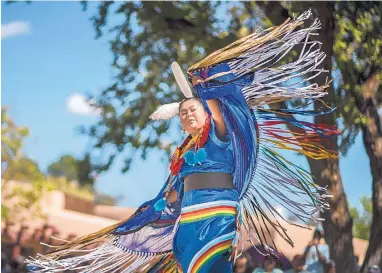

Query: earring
[{"left": 182, "top": 128, "right": 186, "bottom": 134}]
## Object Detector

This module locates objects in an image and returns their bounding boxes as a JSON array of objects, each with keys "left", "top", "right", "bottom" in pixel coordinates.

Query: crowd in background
[
  {"left": 1, "top": 252, "right": 27, "bottom": 273},
  {"left": 233, "top": 230, "right": 380, "bottom": 273}
]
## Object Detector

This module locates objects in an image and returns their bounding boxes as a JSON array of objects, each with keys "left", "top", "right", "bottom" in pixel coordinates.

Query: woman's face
[
  {"left": 179, "top": 99, "right": 206, "bottom": 135},
  {"left": 234, "top": 256, "right": 248, "bottom": 273}
]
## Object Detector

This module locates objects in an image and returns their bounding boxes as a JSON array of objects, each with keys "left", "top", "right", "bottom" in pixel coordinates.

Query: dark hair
[
  {"left": 233, "top": 252, "right": 251, "bottom": 273},
  {"left": 313, "top": 229, "right": 323, "bottom": 238},
  {"left": 178, "top": 97, "right": 202, "bottom": 111}
]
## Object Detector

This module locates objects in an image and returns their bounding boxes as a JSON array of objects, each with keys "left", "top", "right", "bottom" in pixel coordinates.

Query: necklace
[
  {"left": 169, "top": 115, "right": 211, "bottom": 176},
  {"left": 154, "top": 115, "right": 211, "bottom": 212}
]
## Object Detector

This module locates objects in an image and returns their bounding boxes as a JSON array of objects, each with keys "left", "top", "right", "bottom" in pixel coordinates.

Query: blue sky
[{"left": 1, "top": 2, "right": 372, "bottom": 210}]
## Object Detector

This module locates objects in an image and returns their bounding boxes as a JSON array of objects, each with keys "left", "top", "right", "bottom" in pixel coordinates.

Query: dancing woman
[{"left": 28, "top": 10, "right": 339, "bottom": 273}]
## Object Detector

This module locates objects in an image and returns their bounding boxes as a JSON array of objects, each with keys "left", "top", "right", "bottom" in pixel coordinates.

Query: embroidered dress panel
[
  {"left": 180, "top": 119, "right": 234, "bottom": 181},
  {"left": 173, "top": 189, "right": 239, "bottom": 273}
]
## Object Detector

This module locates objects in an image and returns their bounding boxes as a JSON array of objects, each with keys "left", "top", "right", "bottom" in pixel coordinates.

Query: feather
[
  {"left": 171, "top": 62, "right": 193, "bottom": 98},
  {"left": 149, "top": 102, "right": 180, "bottom": 120}
]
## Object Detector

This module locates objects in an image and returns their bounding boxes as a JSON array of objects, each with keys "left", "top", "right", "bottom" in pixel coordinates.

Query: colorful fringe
[
  {"left": 237, "top": 105, "right": 340, "bottom": 251},
  {"left": 189, "top": 9, "right": 330, "bottom": 108},
  {"left": 257, "top": 107, "right": 340, "bottom": 160},
  {"left": 186, "top": 9, "right": 341, "bottom": 253}
]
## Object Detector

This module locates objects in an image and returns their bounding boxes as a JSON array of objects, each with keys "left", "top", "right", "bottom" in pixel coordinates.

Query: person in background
[
  {"left": 355, "top": 256, "right": 360, "bottom": 272},
  {"left": 302, "top": 229, "right": 329, "bottom": 273},
  {"left": 10, "top": 255, "right": 27, "bottom": 272},
  {"left": 276, "top": 259, "right": 284, "bottom": 271},
  {"left": 1, "top": 252, "right": 12, "bottom": 273},
  {"left": 253, "top": 255, "right": 283, "bottom": 273},
  {"left": 234, "top": 253, "right": 250, "bottom": 273},
  {"left": 284, "top": 255, "right": 309, "bottom": 273}
]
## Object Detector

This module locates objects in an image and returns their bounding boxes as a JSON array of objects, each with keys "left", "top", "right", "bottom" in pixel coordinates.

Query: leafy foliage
[
  {"left": 47, "top": 153, "right": 95, "bottom": 187},
  {"left": 1, "top": 107, "right": 50, "bottom": 222},
  {"left": 1, "top": 106, "right": 29, "bottom": 171},
  {"left": 333, "top": 2, "right": 382, "bottom": 154},
  {"left": 48, "top": 155, "right": 79, "bottom": 181},
  {"left": 350, "top": 196, "right": 372, "bottom": 240},
  {"left": 2, "top": 157, "right": 44, "bottom": 182},
  {"left": 76, "top": 153, "right": 95, "bottom": 187}
]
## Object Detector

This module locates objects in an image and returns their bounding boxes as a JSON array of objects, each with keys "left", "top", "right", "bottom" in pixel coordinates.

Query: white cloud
[
  {"left": 1, "top": 21, "right": 31, "bottom": 39},
  {"left": 66, "top": 93, "right": 102, "bottom": 116}
]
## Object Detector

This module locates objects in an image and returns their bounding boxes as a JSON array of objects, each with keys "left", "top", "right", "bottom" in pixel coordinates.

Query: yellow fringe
[
  {"left": 263, "top": 138, "right": 338, "bottom": 160},
  {"left": 187, "top": 17, "right": 303, "bottom": 74}
]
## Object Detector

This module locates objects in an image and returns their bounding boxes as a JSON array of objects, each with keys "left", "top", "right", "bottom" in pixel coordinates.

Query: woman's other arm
[{"left": 206, "top": 99, "right": 227, "bottom": 138}]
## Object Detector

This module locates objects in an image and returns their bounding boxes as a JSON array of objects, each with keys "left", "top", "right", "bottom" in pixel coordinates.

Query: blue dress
[{"left": 173, "top": 119, "right": 239, "bottom": 273}]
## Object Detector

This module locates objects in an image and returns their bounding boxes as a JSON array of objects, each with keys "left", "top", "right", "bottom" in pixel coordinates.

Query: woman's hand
[
  {"left": 167, "top": 190, "right": 179, "bottom": 204},
  {"left": 140, "top": 190, "right": 178, "bottom": 213}
]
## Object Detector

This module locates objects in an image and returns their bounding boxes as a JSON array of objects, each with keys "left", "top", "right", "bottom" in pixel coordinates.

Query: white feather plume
[
  {"left": 171, "top": 62, "right": 193, "bottom": 98},
  {"left": 149, "top": 102, "right": 180, "bottom": 120}
]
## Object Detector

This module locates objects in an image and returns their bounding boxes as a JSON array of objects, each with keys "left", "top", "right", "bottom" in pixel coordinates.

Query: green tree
[
  {"left": 332, "top": 4, "right": 382, "bottom": 271},
  {"left": 47, "top": 155, "right": 79, "bottom": 182},
  {"left": 2, "top": 106, "right": 44, "bottom": 182},
  {"left": 76, "top": 153, "right": 95, "bottom": 187},
  {"left": 1, "top": 106, "right": 29, "bottom": 170},
  {"left": 1, "top": 106, "right": 50, "bottom": 222},
  {"left": 2, "top": 157, "right": 44, "bottom": 181},
  {"left": 350, "top": 197, "right": 372, "bottom": 240},
  {"left": 48, "top": 153, "right": 95, "bottom": 187}
]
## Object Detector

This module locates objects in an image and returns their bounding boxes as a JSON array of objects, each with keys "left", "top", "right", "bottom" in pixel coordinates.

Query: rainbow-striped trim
[
  {"left": 176, "top": 262, "right": 184, "bottom": 273},
  {"left": 187, "top": 231, "right": 236, "bottom": 273},
  {"left": 180, "top": 200, "right": 238, "bottom": 225}
]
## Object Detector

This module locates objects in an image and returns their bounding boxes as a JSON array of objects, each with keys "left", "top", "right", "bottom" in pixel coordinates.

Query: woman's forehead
[{"left": 180, "top": 99, "right": 199, "bottom": 111}]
